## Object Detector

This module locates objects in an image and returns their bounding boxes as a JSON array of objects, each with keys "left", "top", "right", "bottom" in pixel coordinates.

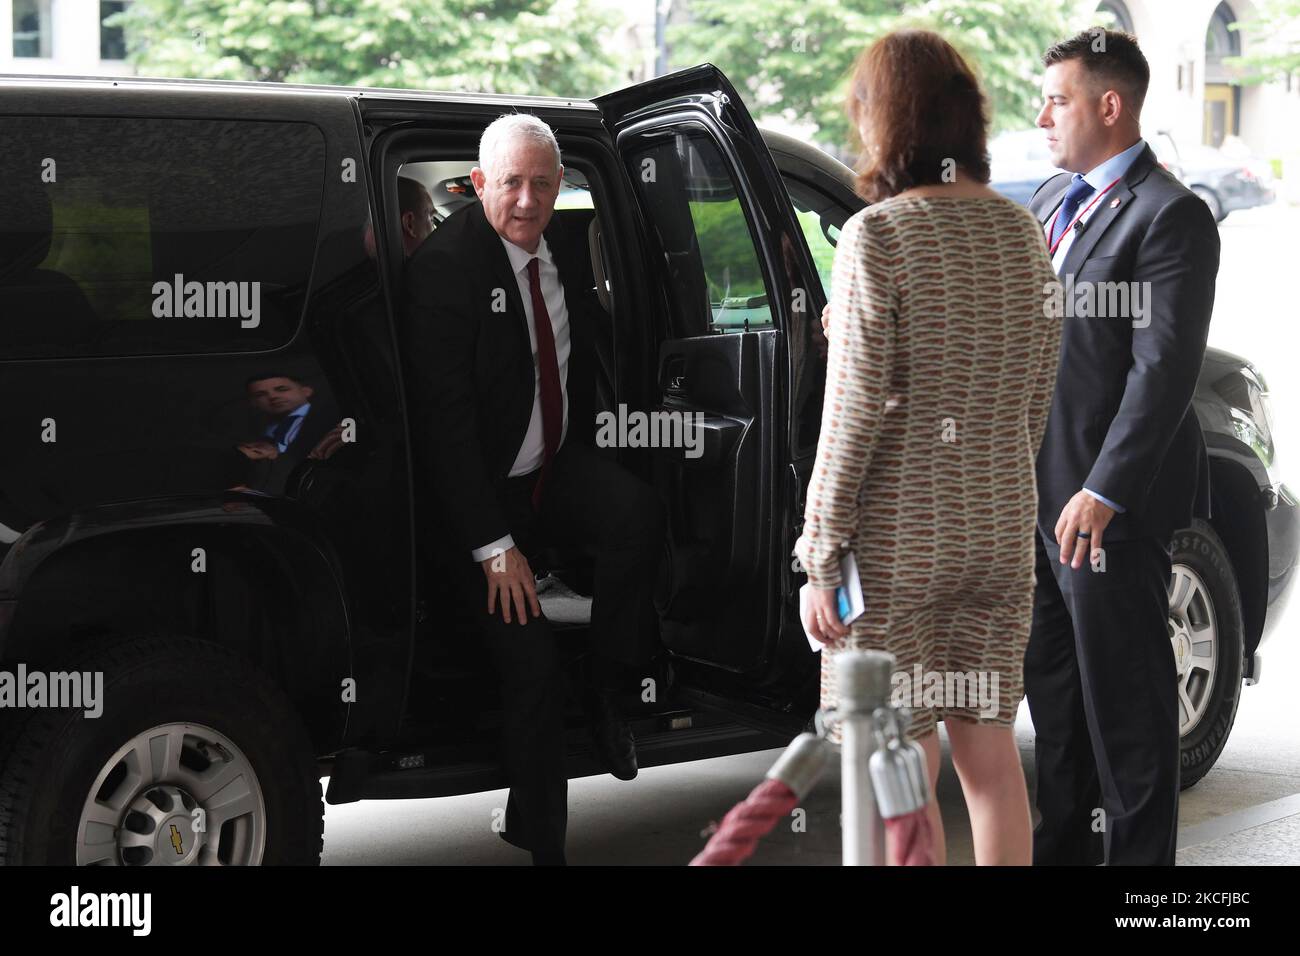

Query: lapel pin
[{"left": 1110, "top": 197, "right": 1122, "bottom": 208}]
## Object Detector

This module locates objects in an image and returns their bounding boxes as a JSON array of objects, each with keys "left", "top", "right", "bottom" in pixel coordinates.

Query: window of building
[
  {"left": 101, "top": 1, "right": 129, "bottom": 61},
  {"left": 13, "top": 0, "right": 53, "bottom": 58},
  {"left": 1096, "top": 1, "right": 1135, "bottom": 34},
  {"left": 1205, "top": 2, "right": 1241, "bottom": 74},
  {"left": 0, "top": 116, "right": 326, "bottom": 359}
]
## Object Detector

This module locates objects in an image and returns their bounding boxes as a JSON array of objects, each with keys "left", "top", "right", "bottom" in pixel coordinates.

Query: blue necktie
[
  {"left": 271, "top": 415, "right": 297, "bottom": 449},
  {"left": 1050, "top": 175, "right": 1095, "bottom": 249}
]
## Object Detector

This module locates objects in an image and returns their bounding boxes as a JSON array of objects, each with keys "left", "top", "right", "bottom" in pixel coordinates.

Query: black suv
[{"left": 0, "top": 66, "right": 1295, "bottom": 865}]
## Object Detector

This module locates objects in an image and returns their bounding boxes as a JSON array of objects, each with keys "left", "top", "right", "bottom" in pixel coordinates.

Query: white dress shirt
[
  {"left": 470, "top": 233, "right": 572, "bottom": 563},
  {"left": 1048, "top": 138, "right": 1147, "bottom": 271}
]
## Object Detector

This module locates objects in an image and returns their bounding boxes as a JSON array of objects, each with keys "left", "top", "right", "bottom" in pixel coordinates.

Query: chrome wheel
[
  {"left": 1168, "top": 564, "right": 1219, "bottom": 736},
  {"left": 76, "top": 722, "right": 266, "bottom": 866}
]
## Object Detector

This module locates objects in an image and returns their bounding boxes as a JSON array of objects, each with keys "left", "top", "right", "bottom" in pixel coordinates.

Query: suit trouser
[
  {"left": 458, "top": 440, "right": 665, "bottom": 858},
  {"left": 1024, "top": 528, "right": 1180, "bottom": 865}
]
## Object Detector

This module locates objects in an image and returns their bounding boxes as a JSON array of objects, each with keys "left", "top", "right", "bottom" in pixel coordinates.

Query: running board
[
  {"left": 325, "top": 718, "right": 786, "bottom": 804},
  {"left": 674, "top": 685, "right": 811, "bottom": 739}
]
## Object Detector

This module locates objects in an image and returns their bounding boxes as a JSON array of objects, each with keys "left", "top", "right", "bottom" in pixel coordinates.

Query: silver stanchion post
[{"left": 836, "top": 649, "right": 894, "bottom": 866}]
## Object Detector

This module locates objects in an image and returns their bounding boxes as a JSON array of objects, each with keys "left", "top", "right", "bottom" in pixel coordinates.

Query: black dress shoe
[
  {"left": 587, "top": 689, "right": 638, "bottom": 780},
  {"left": 499, "top": 825, "right": 567, "bottom": 865},
  {"left": 499, "top": 827, "right": 530, "bottom": 852}
]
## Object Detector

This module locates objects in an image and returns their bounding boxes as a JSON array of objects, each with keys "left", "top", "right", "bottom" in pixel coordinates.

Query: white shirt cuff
[
  {"left": 1083, "top": 488, "right": 1126, "bottom": 513},
  {"left": 471, "top": 535, "right": 515, "bottom": 564}
]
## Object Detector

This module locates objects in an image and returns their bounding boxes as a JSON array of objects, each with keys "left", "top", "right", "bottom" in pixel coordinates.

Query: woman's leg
[{"left": 944, "top": 719, "right": 1032, "bottom": 865}]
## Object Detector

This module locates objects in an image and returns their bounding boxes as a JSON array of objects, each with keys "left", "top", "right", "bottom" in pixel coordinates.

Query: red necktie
[{"left": 526, "top": 256, "right": 562, "bottom": 509}]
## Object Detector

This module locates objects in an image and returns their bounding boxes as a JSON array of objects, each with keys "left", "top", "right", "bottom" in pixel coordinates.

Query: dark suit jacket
[
  {"left": 402, "top": 200, "right": 600, "bottom": 556},
  {"left": 1029, "top": 144, "right": 1219, "bottom": 542}
]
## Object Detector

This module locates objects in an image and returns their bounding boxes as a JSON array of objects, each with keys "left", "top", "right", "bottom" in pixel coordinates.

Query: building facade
[
  {"left": 1099, "top": 0, "right": 1300, "bottom": 165},
  {"left": 2, "top": 0, "right": 131, "bottom": 76}
]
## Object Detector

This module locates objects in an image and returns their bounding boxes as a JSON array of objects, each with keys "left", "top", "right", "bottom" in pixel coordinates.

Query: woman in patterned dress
[{"left": 795, "top": 30, "right": 1061, "bottom": 865}]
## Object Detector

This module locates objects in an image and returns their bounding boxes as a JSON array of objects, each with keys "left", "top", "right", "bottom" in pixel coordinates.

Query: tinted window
[
  {"left": 783, "top": 175, "right": 850, "bottom": 297},
  {"left": 0, "top": 116, "right": 325, "bottom": 359},
  {"left": 627, "top": 127, "right": 773, "bottom": 336}
]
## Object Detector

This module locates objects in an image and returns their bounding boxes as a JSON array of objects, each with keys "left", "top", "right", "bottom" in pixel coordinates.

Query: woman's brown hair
[{"left": 846, "top": 29, "right": 991, "bottom": 202}]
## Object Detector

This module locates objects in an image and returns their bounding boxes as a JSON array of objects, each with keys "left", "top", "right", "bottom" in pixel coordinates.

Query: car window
[
  {"left": 782, "top": 175, "right": 851, "bottom": 296},
  {"left": 0, "top": 116, "right": 325, "bottom": 360},
  {"left": 625, "top": 126, "right": 773, "bottom": 336}
]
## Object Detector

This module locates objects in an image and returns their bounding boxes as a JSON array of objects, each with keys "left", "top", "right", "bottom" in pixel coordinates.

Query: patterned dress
[{"left": 794, "top": 195, "right": 1061, "bottom": 739}]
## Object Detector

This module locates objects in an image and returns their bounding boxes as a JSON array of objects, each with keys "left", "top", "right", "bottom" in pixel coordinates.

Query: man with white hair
[{"left": 403, "top": 113, "right": 665, "bottom": 865}]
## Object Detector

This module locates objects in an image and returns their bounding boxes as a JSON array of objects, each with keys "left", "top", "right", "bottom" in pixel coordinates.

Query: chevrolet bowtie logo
[{"left": 169, "top": 824, "right": 184, "bottom": 855}]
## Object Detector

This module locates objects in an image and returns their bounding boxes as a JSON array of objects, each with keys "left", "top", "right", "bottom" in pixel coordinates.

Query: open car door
[{"left": 594, "top": 65, "right": 825, "bottom": 719}]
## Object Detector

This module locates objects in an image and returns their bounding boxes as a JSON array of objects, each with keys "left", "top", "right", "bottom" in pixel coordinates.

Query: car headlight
[{"left": 1225, "top": 364, "right": 1278, "bottom": 481}]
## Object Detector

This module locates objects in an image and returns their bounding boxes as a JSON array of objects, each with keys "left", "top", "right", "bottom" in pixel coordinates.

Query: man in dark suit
[
  {"left": 1025, "top": 29, "right": 1220, "bottom": 866},
  {"left": 235, "top": 373, "right": 341, "bottom": 494},
  {"left": 402, "top": 113, "right": 664, "bottom": 865},
  {"left": 397, "top": 176, "right": 436, "bottom": 258}
]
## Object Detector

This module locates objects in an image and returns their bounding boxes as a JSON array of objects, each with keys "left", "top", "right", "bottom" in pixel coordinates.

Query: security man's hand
[{"left": 1054, "top": 491, "right": 1116, "bottom": 570}]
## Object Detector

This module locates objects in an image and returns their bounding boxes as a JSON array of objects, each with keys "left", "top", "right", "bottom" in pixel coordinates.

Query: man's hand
[
  {"left": 1054, "top": 491, "right": 1116, "bottom": 570},
  {"left": 308, "top": 424, "right": 346, "bottom": 461},
  {"left": 802, "top": 586, "right": 850, "bottom": 644},
  {"left": 237, "top": 439, "right": 279, "bottom": 461},
  {"left": 820, "top": 302, "right": 831, "bottom": 337},
  {"left": 481, "top": 546, "right": 541, "bottom": 626}
]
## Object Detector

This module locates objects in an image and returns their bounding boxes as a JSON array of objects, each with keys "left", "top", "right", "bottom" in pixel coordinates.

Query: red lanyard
[{"left": 1047, "top": 175, "right": 1124, "bottom": 256}]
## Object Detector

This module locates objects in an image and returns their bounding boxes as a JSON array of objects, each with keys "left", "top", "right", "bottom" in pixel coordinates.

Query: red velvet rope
[{"left": 689, "top": 778, "right": 800, "bottom": 866}]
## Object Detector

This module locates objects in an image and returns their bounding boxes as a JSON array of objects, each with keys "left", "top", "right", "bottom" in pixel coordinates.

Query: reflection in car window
[
  {"left": 0, "top": 116, "right": 324, "bottom": 359},
  {"left": 627, "top": 127, "right": 773, "bottom": 336}
]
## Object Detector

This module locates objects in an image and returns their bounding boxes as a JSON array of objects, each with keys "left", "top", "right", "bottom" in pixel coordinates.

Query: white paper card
[{"left": 799, "top": 550, "right": 865, "bottom": 651}]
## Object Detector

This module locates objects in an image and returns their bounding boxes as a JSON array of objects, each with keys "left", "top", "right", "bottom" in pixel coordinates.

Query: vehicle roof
[{"left": 0, "top": 72, "right": 602, "bottom": 110}]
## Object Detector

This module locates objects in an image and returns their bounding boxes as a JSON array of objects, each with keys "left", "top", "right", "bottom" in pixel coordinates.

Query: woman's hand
[
  {"left": 820, "top": 302, "right": 832, "bottom": 337},
  {"left": 803, "top": 586, "right": 850, "bottom": 644}
]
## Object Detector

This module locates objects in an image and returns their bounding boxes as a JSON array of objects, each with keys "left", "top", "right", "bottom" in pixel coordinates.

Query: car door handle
[{"left": 661, "top": 355, "right": 688, "bottom": 395}]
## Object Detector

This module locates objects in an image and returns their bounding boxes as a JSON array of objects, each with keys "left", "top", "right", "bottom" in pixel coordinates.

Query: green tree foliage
[
  {"left": 113, "top": 0, "right": 630, "bottom": 95},
  {"left": 1226, "top": 0, "right": 1300, "bottom": 84},
  {"left": 668, "top": 0, "right": 1078, "bottom": 151}
]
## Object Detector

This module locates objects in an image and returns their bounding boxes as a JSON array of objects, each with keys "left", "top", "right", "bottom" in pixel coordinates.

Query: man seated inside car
[
  {"left": 402, "top": 112, "right": 665, "bottom": 866},
  {"left": 397, "top": 175, "right": 436, "bottom": 258},
  {"left": 359, "top": 174, "right": 436, "bottom": 261}
]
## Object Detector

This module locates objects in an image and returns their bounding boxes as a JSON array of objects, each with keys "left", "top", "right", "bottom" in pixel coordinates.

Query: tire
[
  {"left": 1170, "top": 519, "right": 1245, "bottom": 790},
  {"left": 0, "top": 635, "right": 323, "bottom": 865},
  {"left": 1191, "top": 185, "right": 1226, "bottom": 223}
]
